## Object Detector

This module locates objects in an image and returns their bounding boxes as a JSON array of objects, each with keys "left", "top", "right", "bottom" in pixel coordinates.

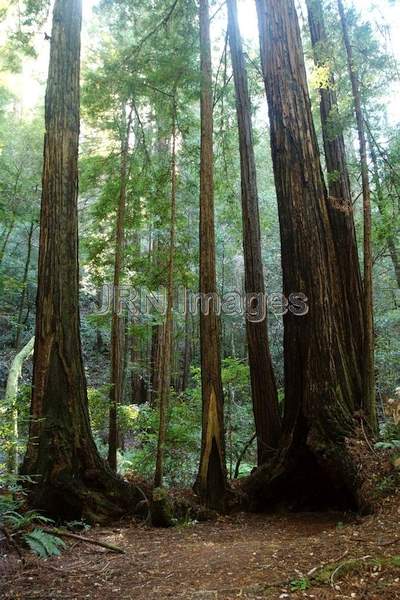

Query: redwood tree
[
  {"left": 194, "top": 0, "right": 227, "bottom": 510},
  {"left": 23, "top": 0, "right": 140, "bottom": 522},
  {"left": 248, "top": 0, "right": 371, "bottom": 509},
  {"left": 108, "top": 106, "right": 133, "bottom": 471},
  {"left": 337, "top": 0, "right": 377, "bottom": 431},
  {"left": 154, "top": 94, "right": 178, "bottom": 488},
  {"left": 305, "top": 0, "right": 364, "bottom": 399},
  {"left": 227, "top": 0, "right": 281, "bottom": 464}
]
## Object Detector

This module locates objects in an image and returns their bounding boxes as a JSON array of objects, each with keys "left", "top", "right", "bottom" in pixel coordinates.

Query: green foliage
[
  {"left": 0, "top": 472, "right": 67, "bottom": 559},
  {"left": 119, "top": 394, "right": 201, "bottom": 486},
  {"left": 88, "top": 385, "right": 139, "bottom": 440},
  {"left": 290, "top": 578, "right": 311, "bottom": 592},
  {"left": 0, "top": 0, "right": 399, "bottom": 524},
  {"left": 88, "top": 385, "right": 111, "bottom": 435},
  {"left": 375, "top": 310, "right": 400, "bottom": 396},
  {"left": 375, "top": 474, "right": 399, "bottom": 495},
  {"left": 115, "top": 358, "right": 255, "bottom": 485},
  {"left": 375, "top": 421, "right": 400, "bottom": 450},
  {"left": 0, "top": 0, "right": 50, "bottom": 66},
  {"left": 3, "top": 509, "right": 52, "bottom": 530},
  {"left": 24, "top": 529, "right": 66, "bottom": 558}
]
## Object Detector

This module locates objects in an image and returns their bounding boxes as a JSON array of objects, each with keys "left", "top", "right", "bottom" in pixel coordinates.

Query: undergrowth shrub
[{"left": 0, "top": 472, "right": 66, "bottom": 558}]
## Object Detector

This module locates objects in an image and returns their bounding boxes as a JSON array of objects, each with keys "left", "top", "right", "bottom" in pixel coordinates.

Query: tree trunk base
[
  {"left": 27, "top": 467, "right": 144, "bottom": 525},
  {"left": 240, "top": 433, "right": 376, "bottom": 515}
]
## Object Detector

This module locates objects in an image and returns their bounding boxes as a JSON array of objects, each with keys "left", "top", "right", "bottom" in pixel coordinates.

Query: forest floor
[{"left": 1, "top": 493, "right": 399, "bottom": 600}]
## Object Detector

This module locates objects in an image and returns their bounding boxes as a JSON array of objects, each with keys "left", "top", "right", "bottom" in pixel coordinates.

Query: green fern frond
[{"left": 24, "top": 529, "right": 66, "bottom": 558}]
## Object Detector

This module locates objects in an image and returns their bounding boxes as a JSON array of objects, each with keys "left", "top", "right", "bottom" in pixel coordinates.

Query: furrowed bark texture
[
  {"left": 249, "top": 0, "right": 370, "bottom": 510},
  {"left": 227, "top": 0, "right": 281, "bottom": 464},
  {"left": 306, "top": 0, "right": 364, "bottom": 399},
  {"left": 337, "top": 0, "right": 376, "bottom": 431},
  {"left": 195, "top": 0, "right": 227, "bottom": 511},
  {"left": 22, "top": 0, "right": 140, "bottom": 523}
]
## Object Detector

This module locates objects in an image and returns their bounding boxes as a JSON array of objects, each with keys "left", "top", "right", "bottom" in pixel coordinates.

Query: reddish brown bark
[
  {"left": 154, "top": 96, "right": 178, "bottom": 488},
  {"left": 22, "top": 0, "right": 140, "bottom": 523},
  {"left": 306, "top": 0, "right": 364, "bottom": 401},
  {"left": 227, "top": 0, "right": 281, "bottom": 464},
  {"left": 246, "top": 0, "right": 370, "bottom": 510},
  {"left": 194, "top": 0, "right": 227, "bottom": 511},
  {"left": 337, "top": 0, "right": 376, "bottom": 431},
  {"left": 108, "top": 106, "right": 133, "bottom": 471}
]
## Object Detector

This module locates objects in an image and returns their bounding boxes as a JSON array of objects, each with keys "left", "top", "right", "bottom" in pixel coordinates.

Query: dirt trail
[{"left": 1, "top": 496, "right": 399, "bottom": 599}]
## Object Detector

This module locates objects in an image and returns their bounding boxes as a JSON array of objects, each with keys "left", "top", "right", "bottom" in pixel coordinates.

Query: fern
[
  {"left": 375, "top": 440, "right": 400, "bottom": 450},
  {"left": 4, "top": 509, "right": 54, "bottom": 531},
  {"left": 1, "top": 475, "right": 66, "bottom": 560},
  {"left": 65, "top": 519, "right": 91, "bottom": 532},
  {"left": 24, "top": 529, "right": 66, "bottom": 558}
]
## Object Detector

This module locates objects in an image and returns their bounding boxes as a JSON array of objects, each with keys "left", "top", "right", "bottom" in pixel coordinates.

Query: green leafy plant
[
  {"left": 0, "top": 472, "right": 67, "bottom": 559},
  {"left": 24, "top": 528, "right": 66, "bottom": 558},
  {"left": 3, "top": 509, "right": 53, "bottom": 530},
  {"left": 289, "top": 577, "right": 311, "bottom": 592},
  {"left": 376, "top": 421, "right": 400, "bottom": 450}
]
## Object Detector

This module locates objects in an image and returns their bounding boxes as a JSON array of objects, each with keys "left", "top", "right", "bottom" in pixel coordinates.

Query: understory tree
[
  {"left": 194, "top": 0, "right": 227, "bottom": 511},
  {"left": 227, "top": 0, "right": 281, "bottom": 464},
  {"left": 337, "top": 0, "right": 376, "bottom": 431}
]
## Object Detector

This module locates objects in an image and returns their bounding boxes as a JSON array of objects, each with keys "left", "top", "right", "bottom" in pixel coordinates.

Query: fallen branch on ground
[
  {"left": 42, "top": 528, "right": 126, "bottom": 554},
  {"left": 353, "top": 537, "right": 400, "bottom": 546},
  {"left": 0, "top": 525, "right": 25, "bottom": 562},
  {"left": 307, "top": 549, "right": 349, "bottom": 577}
]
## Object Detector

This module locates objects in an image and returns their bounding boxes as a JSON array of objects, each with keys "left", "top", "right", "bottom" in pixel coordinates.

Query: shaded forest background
[{"left": 0, "top": 0, "right": 399, "bottom": 497}]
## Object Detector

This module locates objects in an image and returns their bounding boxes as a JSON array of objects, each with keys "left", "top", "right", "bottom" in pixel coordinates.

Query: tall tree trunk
[
  {"left": 248, "top": 0, "right": 370, "bottom": 510},
  {"left": 150, "top": 321, "right": 162, "bottom": 406},
  {"left": 154, "top": 97, "right": 178, "bottom": 488},
  {"left": 149, "top": 235, "right": 162, "bottom": 406},
  {"left": 95, "top": 287, "right": 104, "bottom": 352},
  {"left": 305, "top": 0, "right": 364, "bottom": 398},
  {"left": 14, "top": 221, "right": 35, "bottom": 349},
  {"left": 337, "top": 0, "right": 376, "bottom": 432},
  {"left": 367, "top": 130, "right": 400, "bottom": 290},
  {"left": 194, "top": 0, "right": 227, "bottom": 511},
  {"left": 227, "top": 0, "right": 281, "bottom": 465},
  {"left": 22, "top": 0, "right": 140, "bottom": 523},
  {"left": 108, "top": 106, "right": 133, "bottom": 471},
  {"left": 130, "top": 229, "right": 143, "bottom": 403}
]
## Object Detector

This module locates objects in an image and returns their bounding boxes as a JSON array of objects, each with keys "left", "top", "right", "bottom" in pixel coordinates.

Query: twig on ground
[
  {"left": 307, "top": 549, "right": 349, "bottom": 577},
  {"left": 330, "top": 555, "right": 373, "bottom": 588},
  {"left": 360, "top": 417, "right": 377, "bottom": 455},
  {"left": 42, "top": 528, "right": 126, "bottom": 554},
  {"left": 379, "top": 538, "right": 400, "bottom": 546},
  {"left": 353, "top": 536, "right": 400, "bottom": 546},
  {"left": 0, "top": 526, "right": 25, "bottom": 563}
]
